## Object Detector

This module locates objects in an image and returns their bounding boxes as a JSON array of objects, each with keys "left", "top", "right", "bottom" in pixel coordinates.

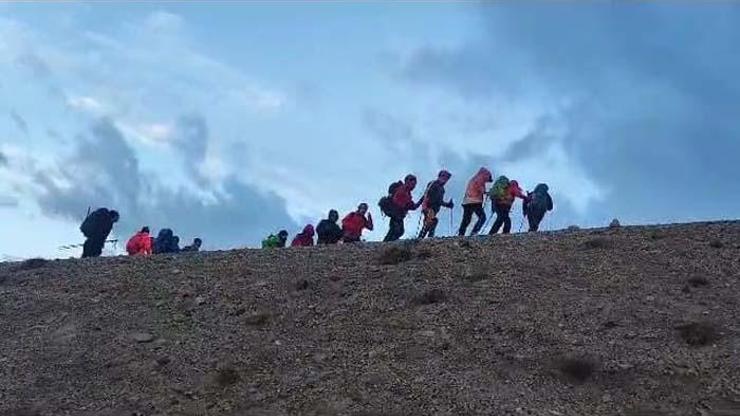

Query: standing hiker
[
  {"left": 523, "top": 183, "right": 554, "bottom": 232},
  {"left": 316, "top": 210, "right": 343, "bottom": 245},
  {"left": 380, "top": 174, "right": 421, "bottom": 242},
  {"left": 262, "top": 230, "right": 289, "bottom": 248},
  {"left": 418, "top": 170, "right": 454, "bottom": 239},
  {"left": 488, "top": 176, "right": 526, "bottom": 235},
  {"left": 342, "top": 203, "right": 374, "bottom": 243},
  {"left": 153, "top": 229, "right": 175, "bottom": 254},
  {"left": 291, "top": 224, "right": 315, "bottom": 247},
  {"left": 458, "top": 167, "right": 493, "bottom": 236},
  {"left": 126, "top": 226, "right": 152, "bottom": 256},
  {"left": 182, "top": 238, "right": 202, "bottom": 252},
  {"left": 79, "top": 208, "right": 119, "bottom": 258}
]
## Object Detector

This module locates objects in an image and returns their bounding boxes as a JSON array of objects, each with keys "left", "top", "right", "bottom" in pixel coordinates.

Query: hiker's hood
[
  {"left": 302, "top": 225, "right": 315, "bottom": 236},
  {"left": 534, "top": 183, "right": 549, "bottom": 194},
  {"left": 472, "top": 168, "right": 492, "bottom": 185}
]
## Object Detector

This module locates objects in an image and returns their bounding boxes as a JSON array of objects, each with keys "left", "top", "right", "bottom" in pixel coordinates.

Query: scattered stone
[
  {"left": 557, "top": 356, "right": 596, "bottom": 383},
  {"left": 688, "top": 276, "right": 709, "bottom": 288},
  {"left": 295, "top": 279, "right": 309, "bottom": 291},
  {"left": 377, "top": 246, "right": 413, "bottom": 265},
  {"left": 244, "top": 312, "right": 270, "bottom": 326},
  {"left": 132, "top": 333, "right": 155, "bottom": 343},
  {"left": 676, "top": 321, "right": 721, "bottom": 346},
  {"left": 412, "top": 288, "right": 447, "bottom": 305},
  {"left": 709, "top": 239, "right": 724, "bottom": 249},
  {"left": 645, "top": 295, "right": 655, "bottom": 302},
  {"left": 195, "top": 296, "right": 206, "bottom": 305}
]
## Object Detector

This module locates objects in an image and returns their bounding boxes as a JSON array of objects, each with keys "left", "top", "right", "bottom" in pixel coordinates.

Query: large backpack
[
  {"left": 489, "top": 176, "right": 510, "bottom": 202},
  {"left": 527, "top": 184, "right": 550, "bottom": 215},
  {"left": 80, "top": 208, "right": 106, "bottom": 238},
  {"left": 378, "top": 181, "right": 403, "bottom": 216},
  {"left": 262, "top": 235, "right": 279, "bottom": 248}
]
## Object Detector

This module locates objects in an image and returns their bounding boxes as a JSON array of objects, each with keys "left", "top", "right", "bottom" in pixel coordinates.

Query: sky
[{"left": 1, "top": 2, "right": 739, "bottom": 260}]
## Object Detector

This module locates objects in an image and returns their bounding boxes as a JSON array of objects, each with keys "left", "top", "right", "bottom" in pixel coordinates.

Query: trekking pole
[
  {"left": 449, "top": 209, "right": 453, "bottom": 236},
  {"left": 517, "top": 216, "right": 524, "bottom": 233}
]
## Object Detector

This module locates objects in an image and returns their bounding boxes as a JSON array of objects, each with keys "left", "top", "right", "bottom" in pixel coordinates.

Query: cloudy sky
[{"left": 1, "top": 2, "right": 738, "bottom": 259}]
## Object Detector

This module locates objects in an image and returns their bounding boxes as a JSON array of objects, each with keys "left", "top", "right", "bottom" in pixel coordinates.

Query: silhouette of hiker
[
  {"left": 316, "top": 210, "right": 343, "bottom": 244},
  {"left": 80, "top": 208, "right": 119, "bottom": 258},
  {"left": 418, "top": 170, "right": 454, "bottom": 239},
  {"left": 488, "top": 176, "right": 526, "bottom": 235},
  {"left": 383, "top": 174, "right": 421, "bottom": 242},
  {"left": 458, "top": 167, "right": 493, "bottom": 236},
  {"left": 181, "top": 238, "right": 202, "bottom": 252},
  {"left": 523, "top": 184, "right": 553, "bottom": 232},
  {"left": 342, "top": 203, "right": 373, "bottom": 243}
]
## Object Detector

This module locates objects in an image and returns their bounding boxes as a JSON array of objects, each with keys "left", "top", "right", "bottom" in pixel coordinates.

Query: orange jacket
[
  {"left": 463, "top": 168, "right": 493, "bottom": 205},
  {"left": 126, "top": 232, "right": 152, "bottom": 256}
]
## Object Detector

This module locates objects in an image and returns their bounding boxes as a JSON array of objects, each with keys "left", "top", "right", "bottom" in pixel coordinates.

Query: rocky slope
[{"left": 1, "top": 221, "right": 739, "bottom": 416}]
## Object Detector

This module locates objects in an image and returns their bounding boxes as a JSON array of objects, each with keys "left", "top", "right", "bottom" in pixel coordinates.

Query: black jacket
[
  {"left": 80, "top": 208, "right": 115, "bottom": 239},
  {"left": 424, "top": 180, "right": 450, "bottom": 213},
  {"left": 316, "top": 219, "right": 342, "bottom": 244}
]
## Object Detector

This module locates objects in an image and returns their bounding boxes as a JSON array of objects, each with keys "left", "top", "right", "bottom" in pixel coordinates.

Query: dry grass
[{"left": 377, "top": 246, "right": 414, "bottom": 265}]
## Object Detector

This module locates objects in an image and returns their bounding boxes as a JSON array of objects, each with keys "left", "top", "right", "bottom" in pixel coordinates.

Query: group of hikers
[
  {"left": 78, "top": 208, "right": 201, "bottom": 258},
  {"left": 78, "top": 167, "right": 553, "bottom": 258}
]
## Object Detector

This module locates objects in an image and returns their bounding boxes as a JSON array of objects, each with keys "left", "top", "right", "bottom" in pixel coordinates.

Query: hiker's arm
[
  {"left": 444, "top": 198, "right": 454, "bottom": 209},
  {"left": 547, "top": 195, "right": 553, "bottom": 211},
  {"left": 366, "top": 213, "right": 374, "bottom": 231}
]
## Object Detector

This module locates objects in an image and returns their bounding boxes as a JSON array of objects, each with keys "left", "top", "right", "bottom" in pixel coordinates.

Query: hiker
[
  {"left": 488, "top": 176, "right": 526, "bottom": 235},
  {"left": 342, "top": 203, "right": 374, "bottom": 243},
  {"left": 523, "top": 183, "right": 554, "bottom": 232},
  {"left": 418, "top": 170, "right": 454, "bottom": 239},
  {"left": 380, "top": 174, "right": 422, "bottom": 242},
  {"left": 458, "top": 167, "right": 493, "bottom": 236},
  {"left": 79, "top": 208, "right": 119, "bottom": 258},
  {"left": 181, "top": 238, "right": 202, "bottom": 252},
  {"left": 153, "top": 229, "right": 178, "bottom": 254},
  {"left": 171, "top": 236, "right": 181, "bottom": 253},
  {"left": 262, "top": 230, "right": 289, "bottom": 248},
  {"left": 291, "top": 224, "right": 315, "bottom": 247},
  {"left": 316, "top": 210, "right": 343, "bottom": 245},
  {"left": 126, "top": 226, "right": 152, "bottom": 256}
]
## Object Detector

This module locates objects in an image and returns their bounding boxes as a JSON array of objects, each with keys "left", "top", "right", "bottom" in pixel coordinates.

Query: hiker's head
[
  {"left": 278, "top": 230, "right": 288, "bottom": 240},
  {"left": 510, "top": 180, "right": 519, "bottom": 189},
  {"left": 141, "top": 226, "right": 150, "bottom": 234},
  {"left": 404, "top": 174, "right": 417, "bottom": 189},
  {"left": 173, "top": 236, "right": 180, "bottom": 244},
  {"left": 328, "top": 210, "right": 339, "bottom": 222},
  {"left": 193, "top": 238, "right": 202, "bottom": 248},
  {"left": 110, "top": 210, "right": 120, "bottom": 222},
  {"left": 358, "top": 203, "right": 368, "bottom": 214},
  {"left": 438, "top": 169, "right": 452, "bottom": 184},
  {"left": 303, "top": 224, "right": 315, "bottom": 236},
  {"left": 477, "top": 167, "right": 493, "bottom": 183}
]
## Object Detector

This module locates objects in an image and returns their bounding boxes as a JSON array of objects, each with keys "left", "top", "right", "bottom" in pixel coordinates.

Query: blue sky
[{"left": 1, "top": 2, "right": 738, "bottom": 259}]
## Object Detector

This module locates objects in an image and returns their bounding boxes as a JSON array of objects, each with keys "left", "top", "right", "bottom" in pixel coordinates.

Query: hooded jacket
[
  {"left": 523, "top": 183, "right": 553, "bottom": 216},
  {"left": 463, "top": 168, "right": 493, "bottom": 205},
  {"left": 316, "top": 217, "right": 342, "bottom": 245},
  {"left": 291, "top": 225, "right": 315, "bottom": 247},
  {"left": 126, "top": 231, "right": 152, "bottom": 256},
  {"left": 391, "top": 182, "right": 419, "bottom": 217}
]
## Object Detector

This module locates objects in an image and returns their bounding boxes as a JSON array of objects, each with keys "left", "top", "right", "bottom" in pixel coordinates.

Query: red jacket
[
  {"left": 498, "top": 180, "right": 527, "bottom": 207},
  {"left": 126, "top": 232, "right": 152, "bottom": 256},
  {"left": 463, "top": 168, "right": 493, "bottom": 205},
  {"left": 291, "top": 225, "right": 315, "bottom": 247},
  {"left": 342, "top": 212, "right": 373, "bottom": 241},
  {"left": 391, "top": 184, "right": 418, "bottom": 216}
]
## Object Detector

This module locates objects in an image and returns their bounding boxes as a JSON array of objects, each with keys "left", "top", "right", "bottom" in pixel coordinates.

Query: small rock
[
  {"left": 419, "top": 330, "right": 436, "bottom": 337},
  {"left": 172, "top": 268, "right": 182, "bottom": 274},
  {"left": 132, "top": 332, "right": 155, "bottom": 343},
  {"left": 156, "top": 356, "right": 171, "bottom": 366},
  {"left": 602, "top": 393, "right": 613, "bottom": 402},
  {"left": 646, "top": 295, "right": 655, "bottom": 302},
  {"left": 195, "top": 296, "right": 205, "bottom": 305},
  {"left": 625, "top": 332, "right": 637, "bottom": 339}
]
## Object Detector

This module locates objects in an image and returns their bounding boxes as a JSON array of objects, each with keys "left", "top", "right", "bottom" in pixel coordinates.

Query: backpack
[
  {"left": 378, "top": 181, "right": 403, "bottom": 216},
  {"left": 527, "top": 184, "right": 550, "bottom": 215},
  {"left": 489, "top": 176, "right": 510, "bottom": 202},
  {"left": 80, "top": 208, "right": 106, "bottom": 238},
  {"left": 262, "top": 235, "right": 279, "bottom": 248}
]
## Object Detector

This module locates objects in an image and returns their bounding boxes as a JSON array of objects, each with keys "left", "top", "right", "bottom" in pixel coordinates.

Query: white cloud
[{"left": 66, "top": 95, "right": 105, "bottom": 114}]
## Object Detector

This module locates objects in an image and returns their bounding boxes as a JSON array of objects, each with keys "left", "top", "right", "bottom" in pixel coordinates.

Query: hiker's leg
[
  {"left": 82, "top": 238, "right": 94, "bottom": 258},
  {"left": 471, "top": 204, "right": 486, "bottom": 235},
  {"left": 489, "top": 205, "right": 504, "bottom": 235},
  {"left": 85, "top": 236, "right": 105, "bottom": 258},
  {"left": 528, "top": 212, "right": 543, "bottom": 232},
  {"left": 386, "top": 217, "right": 404, "bottom": 242},
  {"left": 384, "top": 218, "right": 396, "bottom": 242},
  {"left": 502, "top": 206, "right": 512, "bottom": 234},
  {"left": 427, "top": 217, "right": 438, "bottom": 238},
  {"left": 458, "top": 205, "right": 474, "bottom": 236}
]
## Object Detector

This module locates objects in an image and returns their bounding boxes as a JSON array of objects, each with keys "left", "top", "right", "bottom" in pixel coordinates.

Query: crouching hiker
[
  {"left": 458, "top": 167, "right": 493, "bottom": 236},
  {"left": 181, "top": 238, "right": 203, "bottom": 252},
  {"left": 342, "top": 203, "right": 373, "bottom": 243},
  {"left": 316, "top": 210, "right": 343, "bottom": 245},
  {"left": 488, "top": 176, "right": 526, "bottom": 235},
  {"left": 523, "top": 183, "right": 553, "bottom": 232},
  {"left": 153, "top": 229, "right": 179, "bottom": 254},
  {"left": 80, "top": 208, "right": 119, "bottom": 258},
  {"left": 418, "top": 170, "right": 454, "bottom": 239},
  {"left": 126, "top": 226, "right": 152, "bottom": 256},
  {"left": 262, "top": 230, "right": 288, "bottom": 248},
  {"left": 291, "top": 225, "right": 315, "bottom": 247},
  {"left": 380, "top": 174, "right": 421, "bottom": 242}
]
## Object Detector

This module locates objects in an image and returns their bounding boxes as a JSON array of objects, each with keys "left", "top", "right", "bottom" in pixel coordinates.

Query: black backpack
[
  {"left": 378, "top": 181, "right": 403, "bottom": 216},
  {"left": 80, "top": 208, "right": 106, "bottom": 238}
]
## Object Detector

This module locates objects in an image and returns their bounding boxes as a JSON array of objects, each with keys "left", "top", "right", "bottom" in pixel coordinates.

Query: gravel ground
[{"left": 1, "top": 221, "right": 739, "bottom": 416}]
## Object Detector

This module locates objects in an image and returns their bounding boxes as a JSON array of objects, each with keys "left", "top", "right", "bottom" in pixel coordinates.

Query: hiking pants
[
  {"left": 489, "top": 203, "right": 512, "bottom": 235},
  {"left": 384, "top": 216, "right": 405, "bottom": 242},
  {"left": 82, "top": 235, "right": 105, "bottom": 258},
  {"left": 458, "top": 203, "right": 486, "bottom": 236},
  {"left": 418, "top": 208, "right": 439, "bottom": 239},
  {"left": 527, "top": 210, "right": 545, "bottom": 232}
]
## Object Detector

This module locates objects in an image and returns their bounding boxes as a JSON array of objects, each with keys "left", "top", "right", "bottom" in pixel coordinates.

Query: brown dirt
[{"left": 1, "top": 221, "right": 739, "bottom": 416}]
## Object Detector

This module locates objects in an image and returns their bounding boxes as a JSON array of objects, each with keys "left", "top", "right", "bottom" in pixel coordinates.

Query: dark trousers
[
  {"left": 458, "top": 203, "right": 486, "bottom": 236},
  {"left": 418, "top": 209, "right": 439, "bottom": 239},
  {"left": 527, "top": 210, "right": 545, "bottom": 232},
  {"left": 489, "top": 203, "right": 512, "bottom": 235},
  {"left": 384, "top": 216, "right": 405, "bottom": 242},
  {"left": 82, "top": 236, "right": 105, "bottom": 258}
]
